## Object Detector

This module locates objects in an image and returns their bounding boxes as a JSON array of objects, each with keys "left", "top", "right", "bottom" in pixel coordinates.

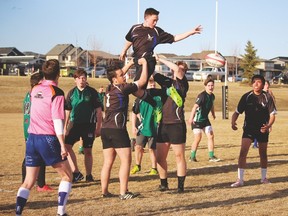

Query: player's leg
[
  {"left": 258, "top": 141, "right": 270, "bottom": 183},
  {"left": 115, "top": 147, "right": 132, "bottom": 195},
  {"left": 131, "top": 134, "right": 145, "bottom": 174},
  {"left": 231, "top": 138, "right": 251, "bottom": 187},
  {"left": 171, "top": 143, "right": 186, "bottom": 192},
  {"left": 148, "top": 137, "right": 158, "bottom": 175},
  {"left": 190, "top": 129, "right": 202, "bottom": 162},
  {"left": 156, "top": 142, "right": 170, "bottom": 191},
  {"left": 205, "top": 126, "right": 220, "bottom": 162},
  {"left": 101, "top": 148, "right": 116, "bottom": 195},
  {"left": 52, "top": 160, "right": 72, "bottom": 216},
  {"left": 16, "top": 166, "right": 39, "bottom": 216}
]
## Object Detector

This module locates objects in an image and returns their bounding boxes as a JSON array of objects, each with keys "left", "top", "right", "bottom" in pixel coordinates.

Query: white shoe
[{"left": 231, "top": 179, "right": 244, "bottom": 187}]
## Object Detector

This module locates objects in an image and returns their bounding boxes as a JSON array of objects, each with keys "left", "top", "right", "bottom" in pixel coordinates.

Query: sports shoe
[
  {"left": 101, "top": 192, "right": 113, "bottom": 198},
  {"left": 37, "top": 185, "right": 53, "bottom": 192},
  {"left": 72, "top": 172, "right": 84, "bottom": 183},
  {"left": 57, "top": 214, "right": 68, "bottom": 216},
  {"left": 148, "top": 168, "right": 158, "bottom": 175},
  {"left": 86, "top": 174, "right": 94, "bottom": 182},
  {"left": 119, "top": 192, "right": 138, "bottom": 200},
  {"left": 166, "top": 86, "right": 183, "bottom": 107},
  {"left": 261, "top": 178, "right": 271, "bottom": 184},
  {"left": 158, "top": 185, "right": 169, "bottom": 192},
  {"left": 231, "top": 179, "right": 244, "bottom": 187},
  {"left": 130, "top": 165, "right": 141, "bottom": 174},
  {"left": 78, "top": 146, "right": 84, "bottom": 154},
  {"left": 189, "top": 157, "right": 198, "bottom": 162},
  {"left": 209, "top": 156, "right": 221, "bottom": 162}
]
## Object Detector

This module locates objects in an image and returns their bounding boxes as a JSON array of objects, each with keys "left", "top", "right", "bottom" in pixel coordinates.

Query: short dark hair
[
  {"left": 176, "top": 61, "right": 188, "bottom": 72},
  {"left": 30, "top": 71, "right": 43, "bottom": 88},
  {"left": 204, "top": 77, "right": 214, "bottom": 86},
  {"left": 106, "top": 63, "right": 122, "bottom": 83},
  {"left": 42, "top": 59, "right": 60, "bottom": 80},
  {"left": 251, "top": 74, "right": 265, "bottom": 86},
  {"left": 74, "top": 68, "right": 87, "bottom": 78},
  {"left": 145, "top": 8, "right": 159, "bottom": 16}
]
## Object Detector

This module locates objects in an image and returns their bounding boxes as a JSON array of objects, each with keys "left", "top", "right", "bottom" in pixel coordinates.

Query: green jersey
[
  {"left": 65, "top": 86, "right": 102, "bottom": 123},
  {"left": 194, "top": 91, "right": 215, "bottom": 122},
  {"left": 132, "top": 96, "right": 161, "bottom": 137},
  {"left": 23, "top": 91, "right": 31, "bottom": 140}
]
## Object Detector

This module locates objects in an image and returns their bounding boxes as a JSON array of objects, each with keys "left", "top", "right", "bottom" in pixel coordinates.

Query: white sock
[
  {"left": 238, "top": 168, "right": 244, "bottom": 182},
  {"left": 261, "top": 168, "right": 267, "bottom": 181},
  {"left": 57, "top": 181, "right": 72, "bottom": 215}
]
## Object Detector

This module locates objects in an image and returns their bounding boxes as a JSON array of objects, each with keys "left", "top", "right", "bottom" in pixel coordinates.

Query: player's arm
[
  {"left": 155, "top": 54, "right": 179, "bottom": 74},
  {"left": 211, "top": 105, "right": 216, "bottom": 120},
  {"left": 122, "top": 59, "right": 134, "bottom": 75},
  {"left": 95, "top": 107, "right": 102, "bottom": 137},
  {"left": 64, "top": 110, "right": 71, "bottom": 135},
  {"left": 187, "top": 104, "right": 199, "bottom": 125},
  {"left": 231, "top": 111, "right": 239, "bottom": 130},
  {"left": 174, "top": 25, "right": 202, "bottom": 42},
  {"left": 120, "top": 41, "right": 132, "bottom": 61},
  {"left": 131, "top": 112, "right": 138, "bottom": 136},
  {"left": 261, "top": 113, "right": 276, "bottom": 133},
  {"left": 134, "top": 58, "right": 148, "bottom": 89}
]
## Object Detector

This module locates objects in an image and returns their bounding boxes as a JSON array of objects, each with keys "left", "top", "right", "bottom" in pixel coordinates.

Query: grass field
[{"left": 0, "top": 76, "right": 287, "bottom": 215}]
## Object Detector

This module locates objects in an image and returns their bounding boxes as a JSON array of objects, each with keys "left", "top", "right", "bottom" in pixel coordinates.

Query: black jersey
[
  {"left": 154, "top": 73, "right": 189, "bottom": 124},
  {"left": 237, "top": 90, "right": 277, "bottom": 130},
  {"left": 125, "top": 24, "right": 174, "bottom": 58},
  {"left": 194, "top": 91, "right": 215, "bottom": 122},
  {"left": 102, "top": 83, "right": 138, "bottom": 129}
]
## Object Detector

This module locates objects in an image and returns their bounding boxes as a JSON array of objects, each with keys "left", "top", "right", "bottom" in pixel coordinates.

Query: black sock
[
  {"left": 178, "top": 176, "right": 186, "bottom": 190},
  {"left": 160, "top": 178, "right": 168, "bottom": 187}
]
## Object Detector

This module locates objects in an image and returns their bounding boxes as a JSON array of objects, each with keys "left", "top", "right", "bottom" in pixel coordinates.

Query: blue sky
[{"left": 0, "top": 0, "right": 286, "bottom": 59}]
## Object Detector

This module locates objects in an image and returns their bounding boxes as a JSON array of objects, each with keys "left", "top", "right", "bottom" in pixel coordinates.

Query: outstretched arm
[
  {"left": 119, "top": 41, "right": 132, "bottom": 61},
  {"left": 122, "top": 59, "right": 134, "bottom": 75},
  {"left": 155, "top": 54, "right": 183, "bottom": 79},
  {"left": 174, "top": 25, "right": 202, "bottom": 42}
]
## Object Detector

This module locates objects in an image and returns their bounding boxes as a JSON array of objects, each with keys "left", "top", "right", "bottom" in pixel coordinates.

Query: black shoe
[
  {"left": 101, "top": 192, "right": 113, "bottom": 198},
  {"left": 158, "top": 185, "right": 169, "bottom": 192},
  {"left": 86, "top": 174, "right": 94, "bottom": 182},
  {"left": 177, "top": 187, "right": 184, "bottom": 193},
  {"left": 57, "top": 214, "right": 68, "bottom": 216},
  {"left": 72, "top": 172, "right": 84, "bottom": 183}
]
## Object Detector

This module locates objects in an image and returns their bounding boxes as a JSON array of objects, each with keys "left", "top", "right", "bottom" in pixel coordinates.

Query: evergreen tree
[{"left": 240, "top": 41, "right": 259, "bottom": 81}]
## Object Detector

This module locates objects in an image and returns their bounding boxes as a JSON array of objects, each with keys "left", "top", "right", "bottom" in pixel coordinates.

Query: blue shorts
[{"left": 25, "top": 133, "right": 66, "bottom": 167}]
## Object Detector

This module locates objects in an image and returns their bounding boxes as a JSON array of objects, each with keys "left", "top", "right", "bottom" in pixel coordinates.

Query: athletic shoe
[
  {"left": 86, "top": 174, "right": 94, "bottom": 182},
  {"left": 261, "top": 178, "right": 271, "bottom": 184},
  {"left": 78, "top": 146, "right": 84, "bottom": 154},
  {"left": 231, "top": 179, "right": 244, "bottom": 187},
  {"left": 130, "top": 165, "right": 141, "bottom": 174},
  {"left": 209, "top": 156, "right": 221, "bottom": 162},
  {"left": 37, "top": 185, "right": 53, "bottom": 192},
  {"left": 189, "top": 157, "right": 198, "bottom": 162},
  {"left": 148, "top": 168, "right": 158, "bottom": 175},
  {"left": 101, "top": 192, "right": 113, "bottom": 198},
  {"left": 57, "top": 214, "right": 68, "bottom": 216},
  {"left": 166, "top": 86, "right": 183, "bottom": 107},
  {"left": 158, "top": 185, "right": 169, "bottom": 192},
  {"left": 177, "top": 187, "right": 184, "bottom": 193},
  {"left": 72, "top": 172, "right": 84, "bottom": 183},
  {"left": 119, "top": 192, "right": 138, "bottom": 200}
]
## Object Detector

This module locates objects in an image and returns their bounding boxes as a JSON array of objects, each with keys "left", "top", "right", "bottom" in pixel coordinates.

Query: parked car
[
  {"left": 185, "top": 70, "right": 194, "bottom": 81},
  {"left": 228, "top": 75, "right": 243, "bottom": 82},
  {"left": 60, "top": 66, "right": 77, "bottom": 77},
  {"left": 193, "top": 67, "right": 225, "bottom": 82},
  {"left": 272, "top": 72, "right": 288, "bottom": 84},
  {"left": 85, "top": 66, "right": 107, "bottom": 78}
]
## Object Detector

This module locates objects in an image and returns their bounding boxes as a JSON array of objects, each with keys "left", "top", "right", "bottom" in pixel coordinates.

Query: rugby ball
[{"left": 205, "top": 53, "right": 226, "bottom": 68}]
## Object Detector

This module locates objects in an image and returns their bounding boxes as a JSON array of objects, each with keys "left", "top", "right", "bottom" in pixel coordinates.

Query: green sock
[
  {"left": 190, "top": 151, "right": 196, "bottom": 158},
  {"left": 209, "top": 151, "right": 214, "bottom": 158}
]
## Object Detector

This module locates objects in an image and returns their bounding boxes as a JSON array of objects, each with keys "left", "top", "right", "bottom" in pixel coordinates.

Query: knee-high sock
[
  {"left": 57, "top": 181, "right": 72, "bottom": 215},
  {"left": 16, "top": 187, "right": 30, "bottom": 215}
]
